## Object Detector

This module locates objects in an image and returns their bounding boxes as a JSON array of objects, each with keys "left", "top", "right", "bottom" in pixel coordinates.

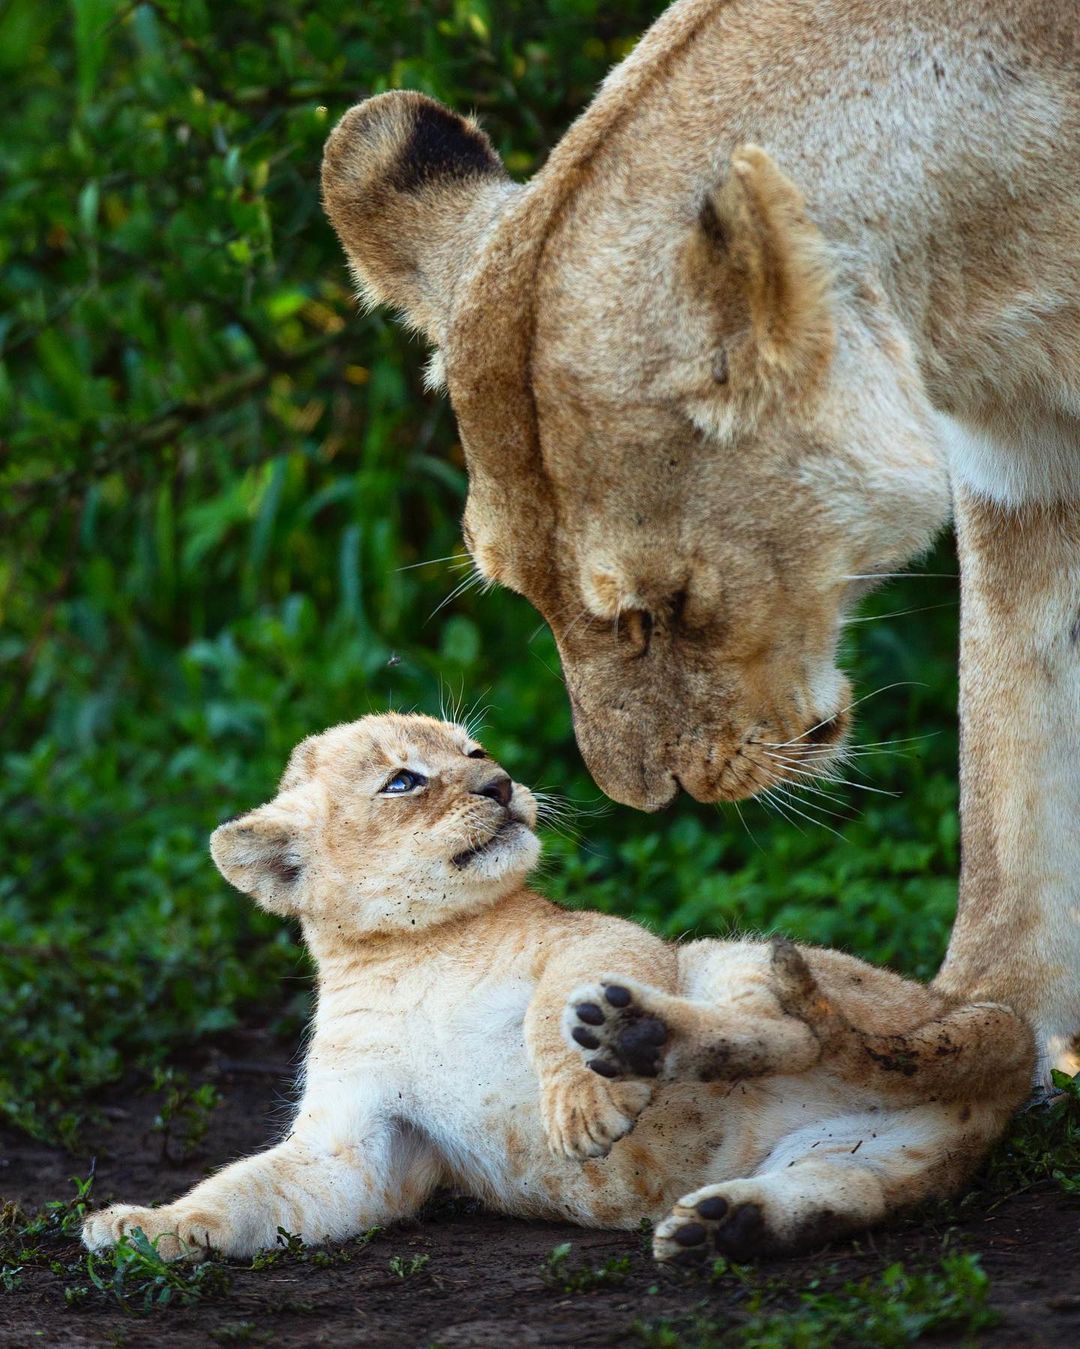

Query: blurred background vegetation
[{"left": 1, "top": 0, "right": 962, "bottom": 1146}]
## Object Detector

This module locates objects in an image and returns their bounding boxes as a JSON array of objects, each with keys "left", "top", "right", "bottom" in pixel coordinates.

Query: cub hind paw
[
  {"left": 653, "top": 1188, "right": 769, "bottom": 1266},
  {"left": 564, "top": 977, "right": 669, "bottom": 1080}
]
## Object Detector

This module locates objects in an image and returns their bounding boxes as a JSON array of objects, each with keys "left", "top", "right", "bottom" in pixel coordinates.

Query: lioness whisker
[
  {"left": 765, "top": 681, "right": 926, "bottom": 749},
  {"left": 763, "top": 751, "right": 901, "bottom": 798},
  {"left": 395, "top": 552, "right": 473, "bottom": 572},
  {"left": 767, "top": 787, "right": 849, "bottom": 840},
  {"left": 771, "top": 779, "right": 851, "bottom": 821},
  {"left": 841, "top": 572, "right": 958, "bottom": 581},
  {"left": 843, "top": 600, "right": 957, "bottom": 625},
  {"left": 427, "top": 567, "right": 488, "bottom": 622},
  {"left": 727, "top": 800, "right": 766, "bottom": 854},
  {"left": 759, "top": 760, "right": 849, "bottom": 809}
]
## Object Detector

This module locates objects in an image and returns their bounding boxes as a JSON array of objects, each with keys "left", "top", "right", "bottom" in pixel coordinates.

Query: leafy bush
[{"left": 2, "top": 0, "right": 962, "bottom": 1142}]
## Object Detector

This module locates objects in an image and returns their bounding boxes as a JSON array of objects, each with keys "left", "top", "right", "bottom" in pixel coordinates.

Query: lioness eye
[
  {"left": 381, "top": 770, "right": 427, "bottom": 795},
  {"left": 466, "top": 747, "right": 488, "bottom": 759}
]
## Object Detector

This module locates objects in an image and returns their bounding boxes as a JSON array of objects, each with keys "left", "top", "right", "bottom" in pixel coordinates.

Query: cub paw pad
[
  {"left": 662, "top": 1200, "right": 765, "bottom": 1264},
  {"left": 570, "top": 982, "right": 668, "bottom": 1078}
]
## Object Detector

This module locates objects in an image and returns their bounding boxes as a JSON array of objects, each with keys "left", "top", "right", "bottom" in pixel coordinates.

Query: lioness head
[
  {"left": 211, "top": 713, "right": 539, "bottom": 936},
  {"left": 322, "top": 91, "right": 949, "bottom": 810}
]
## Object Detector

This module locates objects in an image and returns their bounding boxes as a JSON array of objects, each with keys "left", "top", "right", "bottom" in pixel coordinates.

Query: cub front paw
[
  {"left": 564, "top": 977, "right": 669, "bottom": 1079},
  {"left": 82, "top": 1203, "right": 223, "bottom": 1262},
  {"left": 541, "top": 1071, "right": 652, "bottom": 1161}
]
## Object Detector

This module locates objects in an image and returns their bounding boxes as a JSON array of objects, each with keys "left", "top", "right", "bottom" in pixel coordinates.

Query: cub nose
[{"left": 474, "top": 775, "right": 513, "bottom": 809}]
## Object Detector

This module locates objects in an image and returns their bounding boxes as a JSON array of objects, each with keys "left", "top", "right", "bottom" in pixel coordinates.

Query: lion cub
[{"left": 83, "top": 714, "right": 1032, "bottom": 1264}]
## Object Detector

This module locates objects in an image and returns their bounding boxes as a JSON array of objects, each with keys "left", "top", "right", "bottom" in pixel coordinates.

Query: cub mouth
[{"left": 451, "top": 817, "right": 528, "bottom": 869}]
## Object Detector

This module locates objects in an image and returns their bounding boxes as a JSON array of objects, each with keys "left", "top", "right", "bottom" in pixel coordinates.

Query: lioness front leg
[
  {"left": 83, "top": 1117, "right": 441, "bottom": 1260},
  {"left": 527, "top": 918, "right": 678, "bottom": 1160},
  {"left": 654, "top": 1098, "right": 1004, "bottom": 1264},
  {"left": 937, "top": 486, "right": 1080, "bottom": 1083}
]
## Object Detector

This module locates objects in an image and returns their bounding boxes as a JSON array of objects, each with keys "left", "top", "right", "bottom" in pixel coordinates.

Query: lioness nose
[{"left": 475, "top": 775, "right": 513, "bottom": 808}]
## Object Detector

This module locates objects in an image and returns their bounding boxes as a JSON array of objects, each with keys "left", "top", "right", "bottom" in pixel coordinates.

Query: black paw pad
[
  {"left": 671, "top": 1222, "right": 707, "bottom": 1247},
  {"left": 712, "top": 1202, "right": 765, "bottom": 1258},
  {"left": 576, "top": 1002, "right": 604, "bottom": 1026},
  {"left": 572, "top": 1027, "right": 600, "bottom": 1049},
  {"left": 588, "top": 1058, "right": 619, "bottom": 1078},
  {"left": 695, "top": 1196, "right": 728, "bottom": 1221},
  {"left": 603, "top": 985, "right": 632, "bottom": 1008},
  {"left": 616, "top": 1016, "right": 668, "bottom": 1076},
  {"left": 670, "top": 1248, "right": 707, "bottom": 1268}
]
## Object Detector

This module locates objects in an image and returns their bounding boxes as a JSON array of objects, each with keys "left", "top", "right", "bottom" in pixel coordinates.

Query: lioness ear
[
  {"left": 321, "top": 91, "right": 512, "bottom": 344},
  {"left": 210, "top": 801, "right": 308, "bottom": 916},
  {"left": 695, "top": 145, "right": 835, "bottom": 390}
]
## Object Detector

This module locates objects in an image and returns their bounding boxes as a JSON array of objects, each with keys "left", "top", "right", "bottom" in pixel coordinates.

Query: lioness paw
[
  {"left": 541, "top": 1070, "right": 652, "bottom": 1161},
  {"left": 564, "top": 977, "right": 669, "bottom": 1079},
  {"left": 82, "top": 1203, "right": 223, "bottom": 1262}
]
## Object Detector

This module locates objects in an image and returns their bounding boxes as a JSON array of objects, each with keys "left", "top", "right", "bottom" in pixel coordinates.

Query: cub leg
[
  {"left": 767, "top": 941, "right": 1034, "bottom": 1106},
  {"left": 653, "top": 1099, "right": 1001, "bottom": 1264},
  {"left": 528, "top": 921, "right": 678, "bottom": 1161},
  {"left": 563, "top": 970, "right": 820, "bottom": 1083},
  {"left": 83, "top": 1118, "right": 440, "bottom": 1260},
  {"left": 566, "top": 942, "right": 1033, "bottom": 1111}
]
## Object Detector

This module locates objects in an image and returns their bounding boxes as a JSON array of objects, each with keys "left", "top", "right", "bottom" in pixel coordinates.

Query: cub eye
[
  {"left": 381, "top": 770, "right": 428, "bottom": 795},
  {"left": 466, "top": 747, "right": 489, "bottom": 760}
]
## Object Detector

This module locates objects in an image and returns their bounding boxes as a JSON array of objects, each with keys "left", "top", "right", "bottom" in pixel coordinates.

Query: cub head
[
  {"left": 210, "top": 713, "right": 539, "bottom": 938},
  {"left": 322, "top": 92, "right": 949, "bottom": 811}
]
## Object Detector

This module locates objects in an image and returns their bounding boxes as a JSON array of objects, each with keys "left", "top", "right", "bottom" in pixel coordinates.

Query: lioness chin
[{"left": 83, "top": 714, "right": 1031, "bottom": 1263}]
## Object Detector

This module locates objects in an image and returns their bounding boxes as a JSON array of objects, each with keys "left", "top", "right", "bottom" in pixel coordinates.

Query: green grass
[
  {"left": 634, "top": 1253, "right": 997, "bottom": 1348},
  {"left": 540, "top": 1241, "right": 632, "bottom": 1293},
  {"left": 0, "top": 0, "right": 968, "bottom": 1149},
  {"left": 0, "top": 1, "right": 1066, "bottom": 1337}
]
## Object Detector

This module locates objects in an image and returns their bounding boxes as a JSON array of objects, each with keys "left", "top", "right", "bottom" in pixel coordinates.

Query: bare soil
[{"left": 3, "top": 1029, "right": 1079, "bottom": 1348}]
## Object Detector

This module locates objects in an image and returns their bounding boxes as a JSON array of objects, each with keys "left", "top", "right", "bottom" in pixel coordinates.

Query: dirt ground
[{"left": 3, "top": 1031, "right": 1079, "bottom": 1348}]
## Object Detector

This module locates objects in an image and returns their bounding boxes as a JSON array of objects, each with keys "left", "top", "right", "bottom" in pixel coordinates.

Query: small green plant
[
  {"left": 981, "top": 1068, "right": 1080, "bottom": 1197},
  {"left": 388, "top": 1253, "right": 430, "bottom": 1279},
  {"left": 1, "top": 1264, "right": 22, "bottom": 1293},
  {"left": 633, "top": 1252, "right": 996, "bottom": 1347},
  {"left": 148, "top": 1067, "right": 223, "bottom": 1162},
  {"left": 540, "top": 1241, "right": 632, "bottom": 1293},
  {"left": 23, "top": 1171, "right": 96, "bottom": 1243},
  {"left": 249, "top": 1224, "right": 382, "bottom": 1271},
  {"left": 248, "top": 1227, "right": 306, "bottom": 1269},
  {"left": 210, "top": 1322, "right": 268, "bottom": 1344},
  {"left": 85, "top": 1227, "right": 232, "bottom": 1311}
]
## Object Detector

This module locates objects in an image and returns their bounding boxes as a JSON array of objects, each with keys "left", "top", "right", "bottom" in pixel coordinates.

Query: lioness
[
  {"left": 83, "top": 714, "right": 1031, "bottom": 1263},
  {"left": 319, "top": 0, "right": 1080, "bottom": 1077}
]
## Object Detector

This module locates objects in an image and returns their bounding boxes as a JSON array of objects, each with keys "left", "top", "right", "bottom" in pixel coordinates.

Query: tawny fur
[
  {"left": 319, "top": 0, "right": 1080, "bottom": 1076},
  {"left": 83, "top": 715, "right": 1032, "bottom": 1264}
]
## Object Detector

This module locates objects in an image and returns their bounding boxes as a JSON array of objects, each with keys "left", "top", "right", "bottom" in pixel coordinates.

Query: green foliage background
[{"left": 1, "top": 0, "right": 961, "bottom": 1145}]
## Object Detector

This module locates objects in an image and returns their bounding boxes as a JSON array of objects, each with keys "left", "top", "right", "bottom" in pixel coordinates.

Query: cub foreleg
[
  {"left": 528, "top": 919, "right": 677, "bottom": 1160},
  {"left": 83, "top": 1115, "right": 440, "bottom": 1261}
]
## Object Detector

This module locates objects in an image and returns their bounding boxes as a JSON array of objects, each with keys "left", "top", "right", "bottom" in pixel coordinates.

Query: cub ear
[
  {"left": 690, "top": 145, "right": 835, "bottom": 397},
  {"left": 321, "top": 91, "right": 511, "bottom": 344},
  {"left": 210, "top": 801, "right": 308, "bottom": 916}
]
